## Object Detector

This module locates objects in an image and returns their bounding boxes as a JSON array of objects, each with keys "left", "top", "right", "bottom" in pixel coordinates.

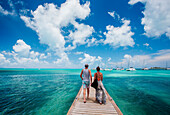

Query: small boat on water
[
  {"left": 121, "top": 67, "right": 124, "bottom": 70},
  {"left": 126, "top": 67, "right": 136, "bottom": 71},
  {"left": 116, "top": 67, "right": 121, "bottom": 70},
  {"left": 142, "top": 67, "right": 149, "bottom": 70},
  {"left": 166, "top": 68, "right": 170, "bottom": 70},
  {"left": 103, "top": 68, "right": 112, "bottom": 71}
]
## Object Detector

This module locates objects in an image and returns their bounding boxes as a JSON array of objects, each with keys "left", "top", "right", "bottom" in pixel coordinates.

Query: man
[{"left": 80, "top": 64, "right": 92, "bottom": 103}]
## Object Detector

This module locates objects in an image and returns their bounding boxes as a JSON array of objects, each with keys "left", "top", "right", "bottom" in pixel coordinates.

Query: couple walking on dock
[{"left": 80, "top": 64, "right": 106, "bottom": 104}]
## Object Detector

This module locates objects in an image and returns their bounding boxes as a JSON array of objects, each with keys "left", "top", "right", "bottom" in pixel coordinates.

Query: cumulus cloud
[
  {"left": 20, "top": 0, "right": 94, "bottom": 64},
  {"left": 104, "top": 19, "right": 135, "bottom": 48},
  {"left": 13, "top": 39, "right": 31, "bottom": 57},
  {"left": 30, "top": 51, "right": 40, "bottom": 58},
  {"left": 80, "top": 53, "right": 102, "bottom": 65},
  {"left": 69, "top": 22, "right": 94, "bottom": 48},
  {"left": 129, "top": 0, "right": 170, "bottom": 38},
  {"left": 39, "top": 53, "right": 51, "bottom": 59},
  {"left": 0, "top": 53, "right": 10, "bottom": 65},
  {"left": 86, "top": 37, "right": 104, "bottom": 47},
  {"left": 53, "top": 52, "right": 70, "bottom": 65},
  {"left": 0, "top": 39, "right": 55, "bottom": 68}
]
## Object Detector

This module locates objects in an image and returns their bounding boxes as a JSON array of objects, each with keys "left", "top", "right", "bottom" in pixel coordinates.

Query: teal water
[{"left": 0, "top": 69, "right": 170, "bottom": 115}]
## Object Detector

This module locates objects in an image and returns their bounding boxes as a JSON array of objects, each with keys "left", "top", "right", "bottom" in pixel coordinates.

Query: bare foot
[{"left": 84, "top": 99, "right": 86, "bottom": 103}]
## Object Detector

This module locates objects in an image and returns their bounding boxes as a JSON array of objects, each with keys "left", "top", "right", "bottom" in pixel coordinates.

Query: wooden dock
[{"left": 67, "top": 78, "right": 123, "bottom": 115}]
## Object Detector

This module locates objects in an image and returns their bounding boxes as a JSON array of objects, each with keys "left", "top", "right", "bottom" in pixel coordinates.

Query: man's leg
[
  {"left": 83, "top": 88, "right": 86, "bottom": 102},
  {"left": 87, "top": 88, "right": 89, "bottom": 99}
]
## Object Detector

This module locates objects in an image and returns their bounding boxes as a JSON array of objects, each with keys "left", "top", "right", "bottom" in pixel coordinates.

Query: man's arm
[
  {"left": 89, "top": 70, "right": 92, "bottom": 83},
  {"left": 80, "top": 69, "right": 83, "bottom": 80}
]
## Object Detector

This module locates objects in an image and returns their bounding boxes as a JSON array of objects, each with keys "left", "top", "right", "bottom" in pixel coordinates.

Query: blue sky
[{"left": 0, "top": 0, "right": 170, "bottom": 68}]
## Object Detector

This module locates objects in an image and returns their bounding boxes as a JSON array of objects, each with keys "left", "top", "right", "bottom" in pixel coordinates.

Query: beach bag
[{"left": 91, "top": 73, "right": 98, "bottom": 89}]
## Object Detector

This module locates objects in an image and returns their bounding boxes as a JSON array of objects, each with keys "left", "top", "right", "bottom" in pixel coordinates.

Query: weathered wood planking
[{"left": 67, "top": 78, "right": 123, "bottom": 115}]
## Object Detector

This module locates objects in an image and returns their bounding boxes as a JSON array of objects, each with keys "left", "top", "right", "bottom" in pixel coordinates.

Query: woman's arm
[
  {"left": 94, "top": 73, "right": 96, "bottom": 81},
  {"left": 101, "top": 73, "right": 103, "bottom": 81}
]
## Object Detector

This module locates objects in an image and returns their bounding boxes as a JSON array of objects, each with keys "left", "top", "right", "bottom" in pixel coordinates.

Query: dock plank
[{"left": 67, "top": 78, "right": 123, "bottom": 115}]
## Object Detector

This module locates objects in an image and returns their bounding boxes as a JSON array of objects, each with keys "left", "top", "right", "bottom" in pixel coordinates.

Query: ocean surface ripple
[{"left": 0, "top": 69, "right": 170, "bottom": 115}]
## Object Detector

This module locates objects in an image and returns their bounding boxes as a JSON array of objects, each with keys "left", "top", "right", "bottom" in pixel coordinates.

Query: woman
[{"left": 94, "top": 66, "right": 106, "bottom": 104}]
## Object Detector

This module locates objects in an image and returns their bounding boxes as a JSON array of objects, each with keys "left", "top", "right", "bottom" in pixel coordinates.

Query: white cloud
[
  {"left": 152, "top": 49, "right": 170, "bottom": 56},
  {"left": 20, "top": 0, "right": 93, "bottom": 64},
  {"left": 108, "top": 11, "right": 120, "bottom": 19},
  {"left": 108, "top": 57, "right": 111, "bottom": 62},
  {"left": 75, "top": 52, "right": 83, "bottom": 55},
  {"left": 80, "top": 53, "right": 102, "bottom": 65},
  {"left": 143, "top": 43, "right": 149, "bottom": 47},
  {"left": 69, "top": 22, "right": 94, "bottom": 48},
  {"left": 20, "top": 0, "right": 92, "bottom": 50},
  {"left": 129, "top": 0, "right": 170, "bottom": 38},
  {"left": 39, "top": 54, "right": 46, "bottom": 59},
  {"left": 149, "top": 53, "right": 170, "bottom": 65},
  {"left": 104, "top": 19, "right": 135, "bottom": 48},
  {"left": 86, "top": 37, "right": 104, "bottom": 47},
  {"left": 0, "top": 0, "right": 16, "bottom": 16},
  {"left": 128, "top": 0, "right": 145, "bottom": 5},
  {"left": 39, "top": 53, "right": 51, "bottom": 59},
  {"left": 79, "top": 57, "right": 83, "bottom": 60},
  {"left": 1, "top": 39, "right": 54, "bottom": 68},
  {"left": 53, "top": 52, "right": 70, "bottom": 65},
  {"left": 108, "top": 11, "right": 115, "bottom": 18},
  {"left": 0, "top": 53, "right": 10, "bottom": 66},
  {"left": 1, "top": 39, "right": 79, "bottom": 68},
  {"left": 13, "top": 39, "right": 31, "bottom": 57},
  {"left": 0, "top": 53, "right": 7, "bottom": 61},
  {"left": 124, "top": 54, "right": 132, "bottom": 59},
  {"left": 30, "top": 51, "right": 40, "bottom": 58},
  {"left": 110, "top": 49, "right": 170, "bottom": 68}
]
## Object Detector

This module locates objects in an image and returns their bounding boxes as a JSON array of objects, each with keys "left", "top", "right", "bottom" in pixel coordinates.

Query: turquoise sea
[{"left": 0, "top": 69, "right": 170, "bottom": 115}]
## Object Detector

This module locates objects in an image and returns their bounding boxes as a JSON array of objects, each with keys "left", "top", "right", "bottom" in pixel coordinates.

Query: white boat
[
  {"left": 116, "top": 67, "right": 121, "bottom": 70},
  {"left": 126, "top": 67, "right": 136, "bottom": 71},
  {"left": 103, "top": 68, "right": 112, "bottom": 71},
  {"left": 166, "top": 68, "right": 170, "bottom": 70},
  {"left": 142, "top": 67, "right": 149, "bottom": 70},
  {"left": 121, "top": 68, "right": 124, "bottom": 70}
]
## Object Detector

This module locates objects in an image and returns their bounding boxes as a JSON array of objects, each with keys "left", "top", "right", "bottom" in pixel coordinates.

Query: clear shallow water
[{"left": 0, "top": 69, "right": 170, "bottom": 115}]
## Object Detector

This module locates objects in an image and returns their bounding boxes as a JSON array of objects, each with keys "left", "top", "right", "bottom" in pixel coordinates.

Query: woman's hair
[{"left": 96, "top": 66, "right": 100, "bottom": 71}]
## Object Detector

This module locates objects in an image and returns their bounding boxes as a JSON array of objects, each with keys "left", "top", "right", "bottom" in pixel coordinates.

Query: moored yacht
[
  {"left": 126, "top": 67, "right": 136, "bottom": 71},
  {"left": 116, "top": 67, "right": 121, "bottom": 70},
  {"left": 103, "top": 68, "right": 112, "bottom": 71},
  {"left": 121, "top": 67, "right": 124, "bottom": 70},
  {"left": 142, "top": 67, "right": 149, "bottom": 70},
  {"left": 166, "top": 68, "right": 170, "bottom": 70}
]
